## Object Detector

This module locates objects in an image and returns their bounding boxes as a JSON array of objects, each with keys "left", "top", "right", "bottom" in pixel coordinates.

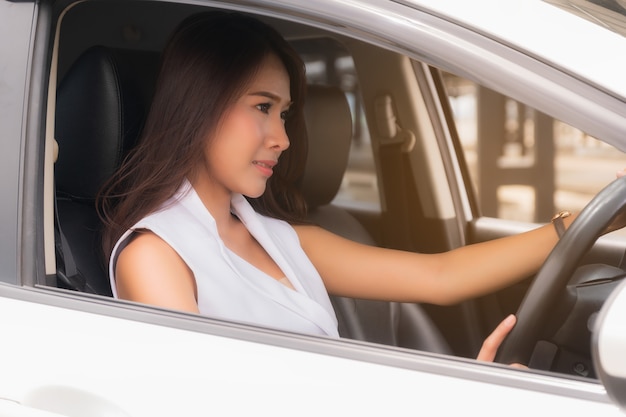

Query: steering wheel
[{"left": 496, "top": 174, "right": 626, "bottom": 366}]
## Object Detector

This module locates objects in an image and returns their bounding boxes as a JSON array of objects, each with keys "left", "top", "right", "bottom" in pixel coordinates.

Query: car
[{"left": 1, "top": 0, "right": 626, "bottom": 415}]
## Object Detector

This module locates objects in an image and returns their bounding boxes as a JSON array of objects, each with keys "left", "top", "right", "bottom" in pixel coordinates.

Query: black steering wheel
[{"left": 496, "top": 174, "right": 626, "bottom": 366}]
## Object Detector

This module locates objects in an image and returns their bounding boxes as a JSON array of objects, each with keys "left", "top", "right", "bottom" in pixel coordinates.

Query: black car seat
[
  {"left": 302, "top": 85, "right": 452, "bottom": 353},
  {"left": 54, "top": 46, "right": 160, "bottom": 295}
]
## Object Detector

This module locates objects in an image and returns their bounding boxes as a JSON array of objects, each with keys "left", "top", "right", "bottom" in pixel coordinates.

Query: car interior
[
  {"left": 53, "top": 39, "right": 453, "bottom": 353},
  {"left": 46, "top": 0, "right": 626, "bottom": 376},
  {"left": 50, "top": 0, "right": 478, "bottom": 356}
]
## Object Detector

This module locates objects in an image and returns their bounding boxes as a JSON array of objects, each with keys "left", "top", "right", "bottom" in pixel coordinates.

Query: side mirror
[{"left": 592, "top": 277, "right": 626, "bottom": 411}]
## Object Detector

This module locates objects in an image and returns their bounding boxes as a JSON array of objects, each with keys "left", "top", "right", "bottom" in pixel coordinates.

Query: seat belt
[
  {"left": 53, "top": 191, "right": 89, "bottom": 292},
  {"left": 51, "top": 135, "right": 94, "bottom": 293},
  {"left": 375, "top": 94, "right": 416, "bottom": 250},
  {"left": 378, "top": 143, "right": 413, "bottom": 249}
]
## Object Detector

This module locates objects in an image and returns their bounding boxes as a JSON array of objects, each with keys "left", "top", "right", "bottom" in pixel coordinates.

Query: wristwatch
[{"left": 551, "top": 210, "right": 572, "bottom": 238}]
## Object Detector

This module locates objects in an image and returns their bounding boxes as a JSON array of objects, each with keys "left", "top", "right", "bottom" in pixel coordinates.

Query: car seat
[
  {"left": 54, "top": 46, "right": 160, "bottom": 295},
  {"left": 302, "top": 84, "right": 452, "bottom": 353}
]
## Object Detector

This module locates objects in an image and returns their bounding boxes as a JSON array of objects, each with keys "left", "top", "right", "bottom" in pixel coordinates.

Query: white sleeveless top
[{"left": 109, "top": 180, "right": 339, "bottom": 338}]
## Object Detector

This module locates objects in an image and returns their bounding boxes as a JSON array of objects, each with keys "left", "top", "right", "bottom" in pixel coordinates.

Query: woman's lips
[{"left": 253, "top": 160, "right": 276, "bottom": 177}]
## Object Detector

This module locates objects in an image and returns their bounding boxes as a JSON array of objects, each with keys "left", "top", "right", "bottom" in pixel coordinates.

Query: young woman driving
[{"left": 99, "top": 11, "right": 625, "bottom": 363}]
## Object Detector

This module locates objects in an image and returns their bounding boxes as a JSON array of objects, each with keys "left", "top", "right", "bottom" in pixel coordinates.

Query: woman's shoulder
[
  {"left": 114, "top": 229, "right": 199, "bottom": 312},
  {"left": 110, "top": 186, "right": 217, "bottom": 271},
  {"left": 118, "top": 230, "right": 178, "bottom": 262}
]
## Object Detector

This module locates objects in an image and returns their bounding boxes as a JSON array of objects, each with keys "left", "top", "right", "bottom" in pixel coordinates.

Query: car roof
[{"left": 401, "top": 0, "right": 626, "bottom": 102}]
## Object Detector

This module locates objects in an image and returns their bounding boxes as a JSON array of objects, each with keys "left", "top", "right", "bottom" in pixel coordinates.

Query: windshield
[{"left": 545, "top": 0, "right": 626, "bottom": 36}]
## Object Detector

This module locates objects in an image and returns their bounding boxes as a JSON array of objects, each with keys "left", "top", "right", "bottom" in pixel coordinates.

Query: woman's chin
[{"left": 241, "top": 187, "right": 266, "bottom": 199}]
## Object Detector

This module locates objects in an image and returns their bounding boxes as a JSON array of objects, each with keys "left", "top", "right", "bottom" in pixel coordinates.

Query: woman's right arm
[{"left": 115, "top": 231, "right": 200, "bottom": 314}]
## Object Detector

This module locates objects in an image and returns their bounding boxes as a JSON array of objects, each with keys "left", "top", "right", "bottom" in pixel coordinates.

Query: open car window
[
  {"left": 47, "top": 0, "right": 626, "bottom": 364},
  {"left": 443, "top": 72, "right": 626, "bottom": 231}
]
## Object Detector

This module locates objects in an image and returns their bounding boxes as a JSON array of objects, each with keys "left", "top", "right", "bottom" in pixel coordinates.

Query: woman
[{"left": 99, "top": 11, "right": 622, "bottom": 363}]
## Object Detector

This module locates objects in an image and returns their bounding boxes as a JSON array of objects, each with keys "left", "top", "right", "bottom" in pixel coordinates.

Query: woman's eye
[
  {"left": 280, "top": 110, "right": 290, "bottom": 121},
  {"left": 256, "top": 103, "right": 271, "bottom": 113}
]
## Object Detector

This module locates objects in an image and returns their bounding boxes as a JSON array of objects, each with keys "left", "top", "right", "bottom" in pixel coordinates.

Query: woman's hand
[
  {"left": 476, "top": 314, "right": 515, "bottom": 362},
  {"left": 476, "top": 314, "right": 526, "bottom": 368}
]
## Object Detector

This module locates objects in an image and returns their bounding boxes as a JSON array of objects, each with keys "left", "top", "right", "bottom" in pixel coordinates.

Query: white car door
[{"left": 0, "top": 286, "right": 622, "bottom": 416}]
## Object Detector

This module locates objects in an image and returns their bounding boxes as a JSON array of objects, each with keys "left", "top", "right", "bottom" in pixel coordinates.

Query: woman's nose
[{"left": 268, "top": 119, "right": 290, "bottom": 151}]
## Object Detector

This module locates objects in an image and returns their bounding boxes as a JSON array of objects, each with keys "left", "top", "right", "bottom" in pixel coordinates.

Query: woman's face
[{"left": 203, "top": 53, "right": 292, "bottom": 199}]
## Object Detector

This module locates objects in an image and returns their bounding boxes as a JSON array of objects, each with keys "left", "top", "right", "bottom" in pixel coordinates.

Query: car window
[{"left": 442, "top": 72, "right": 626, "bottom": 234}]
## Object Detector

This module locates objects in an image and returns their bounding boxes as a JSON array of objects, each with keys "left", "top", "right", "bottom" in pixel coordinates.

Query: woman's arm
[
  {"left": 115, "top": 231, "right": 200, "bottom": 313},
  {"left": 295, "top": 215, "right": 575, "bottom": 306}
]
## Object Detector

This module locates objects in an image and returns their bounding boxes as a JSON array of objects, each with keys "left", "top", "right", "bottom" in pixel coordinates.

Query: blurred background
[{"left": 300, "top": 45, "right": 626, "bottom": 236}]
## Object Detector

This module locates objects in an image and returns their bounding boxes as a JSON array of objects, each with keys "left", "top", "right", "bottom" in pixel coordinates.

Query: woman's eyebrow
[{"left": 249, "top": 91, "right": 292, "bottom": 106}]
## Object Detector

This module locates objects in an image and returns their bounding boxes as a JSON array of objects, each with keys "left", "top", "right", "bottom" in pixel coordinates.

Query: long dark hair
[{"left": 98, "top": 11, "right": 308, "bottom": 259}]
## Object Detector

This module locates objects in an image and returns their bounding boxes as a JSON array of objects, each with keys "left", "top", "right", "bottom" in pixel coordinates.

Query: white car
[{"left": 1, "top": 0, "right": 625, "bottom": 415}]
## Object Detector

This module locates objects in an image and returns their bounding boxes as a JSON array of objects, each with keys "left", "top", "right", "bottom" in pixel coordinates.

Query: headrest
[
  {"left": 301, "top": 85, "right": 353, "bottom": 209},
  {"left": 55, "top": 46, "right": 160, "bottom": 200}
]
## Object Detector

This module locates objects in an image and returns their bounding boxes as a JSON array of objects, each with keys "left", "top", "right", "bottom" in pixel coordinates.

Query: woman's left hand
[
  {"left": 476, "top": 314, "right": 515, "bottom": 362},
  {"left": 476, "top": 314, "right": 526, "bottom": 368}
]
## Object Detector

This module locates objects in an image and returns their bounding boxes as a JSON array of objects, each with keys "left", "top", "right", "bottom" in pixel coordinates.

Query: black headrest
[
  {"left": 301, "top": 85, "right": 353, "bottom": 209},
  {"left": 55, "top": 46, "right": 160, "bottom": 200}
]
